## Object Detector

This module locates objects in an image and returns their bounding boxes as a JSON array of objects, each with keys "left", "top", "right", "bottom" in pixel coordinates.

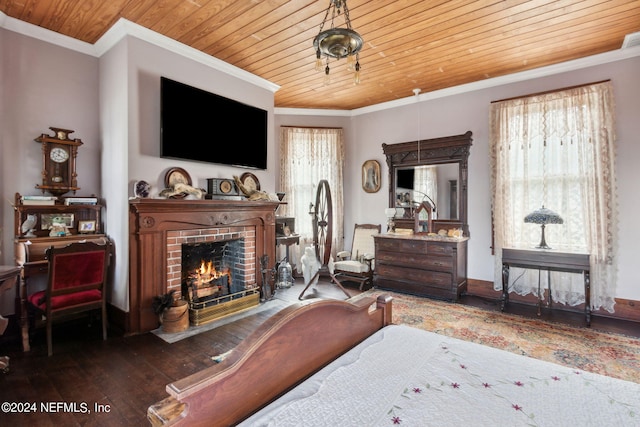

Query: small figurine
[
  {"left": 21, "top": 214, "right": 37, "bottom": 237},
  {"left": 49, "top": 222, "right": 70, "bottom": 237}
]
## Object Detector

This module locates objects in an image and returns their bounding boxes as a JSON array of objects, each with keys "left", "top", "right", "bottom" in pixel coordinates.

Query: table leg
[
  {"left": 500, "top": 263, "right": 510, "bottom": 311},
  {"left": 584, "top": 270, "right": 591, "bottom": 327},
  {"left": 19, "top": 274, "right": 30, "bottom": 352},
  {"left": 537, "top": 269, "right": 542, "bottom": 316},
  {"left": 547, "top": 270, "right": 552, "bottom": 309},
  {"left": 0, "top": 267, "right": 23, "bottom": 371}
]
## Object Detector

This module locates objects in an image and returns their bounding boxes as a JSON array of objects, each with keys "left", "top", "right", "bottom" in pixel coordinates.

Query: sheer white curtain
[
  {"left": 490, "top": 81, "right": 617, "bottom": 312},
  {"left": 279, "top": 127, "right": 345, "bottom": 270}
]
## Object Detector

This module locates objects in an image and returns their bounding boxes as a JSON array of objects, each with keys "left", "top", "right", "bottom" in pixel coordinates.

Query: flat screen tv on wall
[{"left": 160, "top": 76, "right": 268, "bottom": 170}]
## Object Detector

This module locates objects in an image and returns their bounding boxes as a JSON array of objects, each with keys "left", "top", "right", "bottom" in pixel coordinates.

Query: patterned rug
[{"left": 357, "top": 290, "right": 640, "bottom": 384}]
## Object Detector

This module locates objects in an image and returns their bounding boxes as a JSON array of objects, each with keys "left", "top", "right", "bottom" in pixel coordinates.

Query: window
[
  {"left": 279, "top": 127, "right": 345, "bottom": 267},
  {"left": 490, "top": 81, "right": 617, "bottom": 312}
]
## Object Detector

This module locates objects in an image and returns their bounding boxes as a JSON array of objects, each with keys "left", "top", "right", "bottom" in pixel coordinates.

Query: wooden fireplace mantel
[{"left": 128, "top": 198, "right": 280, "bottom": 334}]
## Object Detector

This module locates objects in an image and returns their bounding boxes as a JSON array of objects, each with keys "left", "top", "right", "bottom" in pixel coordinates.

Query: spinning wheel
[
  {"left": 299, "top": 180, "right": 351, "bottom": 300},
  {"left": 313, "top": 180, "right": 333, "bottom": 266}
]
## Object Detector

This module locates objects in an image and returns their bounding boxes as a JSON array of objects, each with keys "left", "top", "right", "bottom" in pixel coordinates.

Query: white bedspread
[{"left": 240, "top": 324, "right": 640, "bottom": 426}]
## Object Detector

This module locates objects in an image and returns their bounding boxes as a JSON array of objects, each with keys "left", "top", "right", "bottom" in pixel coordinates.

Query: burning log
[{"left": 186, "top": 260, "right": 231, "bottom": 302}]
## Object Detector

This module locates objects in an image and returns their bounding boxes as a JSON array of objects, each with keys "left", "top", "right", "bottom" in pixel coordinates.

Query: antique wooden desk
[
  {"left": 501, "top": 248, "right": 591, "bottom": 326},
  {"left": 15, "top": 235, "right": 110, "bottom": 351}
]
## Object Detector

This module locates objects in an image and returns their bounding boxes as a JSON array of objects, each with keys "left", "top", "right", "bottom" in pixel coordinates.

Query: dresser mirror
[{"left": 383, "top": 131, "right": 472, "bottom": 235}]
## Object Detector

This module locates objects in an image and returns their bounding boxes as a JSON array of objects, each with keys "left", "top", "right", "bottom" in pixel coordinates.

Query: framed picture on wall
[{"left": 362, "top": 160, "right": 381, "bottom": 193}]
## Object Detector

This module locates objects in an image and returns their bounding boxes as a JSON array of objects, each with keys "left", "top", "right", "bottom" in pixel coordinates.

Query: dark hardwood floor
[{"left": 0, "top": 279, "right": 637, "bottom": 426}]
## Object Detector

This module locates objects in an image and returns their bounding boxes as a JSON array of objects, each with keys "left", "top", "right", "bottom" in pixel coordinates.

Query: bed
[{"left": 148, "top": 294, "right": 640, "bottom": 426}]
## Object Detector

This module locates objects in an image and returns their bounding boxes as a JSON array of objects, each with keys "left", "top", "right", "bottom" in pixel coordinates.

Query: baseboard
[
  {"left": 467, "top": 279, "right": 640, "bottom": 323},
  {"left": 106, "top": 303, "right": 129, "bottom": 335}
]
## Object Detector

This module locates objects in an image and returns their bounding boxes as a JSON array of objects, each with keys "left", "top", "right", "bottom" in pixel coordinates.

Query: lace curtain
[
  {"left": 490, "top": 81, "right": 617, "bottom": 312},
  {"left": 279, "top": 127, "right": 345, "bottom": 270}
]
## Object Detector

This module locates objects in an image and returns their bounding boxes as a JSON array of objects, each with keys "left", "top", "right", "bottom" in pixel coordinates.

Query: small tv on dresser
[{"left": 160, "top": 77, "right": 268, "bottom": 170}]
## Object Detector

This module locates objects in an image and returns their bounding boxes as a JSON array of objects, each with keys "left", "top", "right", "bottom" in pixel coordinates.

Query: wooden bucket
[{"left": 161, "top": 300, "right": 189, "bottom": 333}]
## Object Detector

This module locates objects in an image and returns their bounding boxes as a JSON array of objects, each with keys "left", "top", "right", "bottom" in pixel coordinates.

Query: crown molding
[
  {"left": 350, "top": 45, "right": 640, "bottom": 116},
  {"left": 1, "top": 12, "right": 280, "bottom": 94},
  {"left": 1, "top": 11, "right": 95, "bottom": 55}
]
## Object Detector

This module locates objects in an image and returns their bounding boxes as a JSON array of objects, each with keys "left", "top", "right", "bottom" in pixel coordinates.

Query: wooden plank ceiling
[{"left": 1, "top": 0, "right": 638, "bottom": 110}]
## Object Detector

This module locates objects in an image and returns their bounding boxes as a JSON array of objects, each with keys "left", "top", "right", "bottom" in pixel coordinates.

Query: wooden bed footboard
[{"left": 147, "top": 294, "right": 392, "bottom": 426}]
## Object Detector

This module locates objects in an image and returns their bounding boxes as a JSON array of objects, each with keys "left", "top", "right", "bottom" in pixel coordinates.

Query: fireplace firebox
[
  {"left": 181, "top": 239, "right": 260, "bottom": 326},
  {"left": 182, "top": 239, "right": 245, "bottom": 300}
]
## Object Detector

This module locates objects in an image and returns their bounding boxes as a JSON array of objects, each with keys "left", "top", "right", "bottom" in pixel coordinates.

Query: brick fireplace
[{"left": 128, "top": 199, "right": 279, "bottom": 334}]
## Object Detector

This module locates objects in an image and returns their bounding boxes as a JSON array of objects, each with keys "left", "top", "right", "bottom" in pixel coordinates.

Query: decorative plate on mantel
[
  {"left": 163, "top": 167, "right": 193, "bottom": 199},
  {"left": 240, "top": 172, "right": 260, "bottom": 192},
  {"left": 164, "top": 167, "right": 192, "bottom": 188}
]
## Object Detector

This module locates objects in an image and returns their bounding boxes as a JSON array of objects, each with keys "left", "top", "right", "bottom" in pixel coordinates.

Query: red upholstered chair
[{"left": 27, "top": 241, "right": 110, "bottom": 356}]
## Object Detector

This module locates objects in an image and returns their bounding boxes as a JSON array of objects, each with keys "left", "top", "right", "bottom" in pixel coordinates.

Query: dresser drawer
[
  {"left": 377, "top": 251, "right": 453, "bottom": 272},
  {"left": 377, "top": 264, "right": 452, "bottom": 290},
  {"left": 376, "top": 238, "right": 454, "bottom": 256}
]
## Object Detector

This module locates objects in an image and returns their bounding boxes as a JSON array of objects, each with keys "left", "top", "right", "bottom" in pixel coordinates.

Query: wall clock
[
  {"left": 35, "top": 127, "right": 82, "bottom": 196},
  {"left": 206, "top": 178, "right": 239, "bottom": 197}
]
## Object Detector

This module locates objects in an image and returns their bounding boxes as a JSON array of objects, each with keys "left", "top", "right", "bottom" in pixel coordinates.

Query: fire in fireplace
[
  {"left": 180, "top": 238, "right": 260, "bottom": 326},
  {"left": 186, "top": 260, "right": 232, "bottom": 303}
]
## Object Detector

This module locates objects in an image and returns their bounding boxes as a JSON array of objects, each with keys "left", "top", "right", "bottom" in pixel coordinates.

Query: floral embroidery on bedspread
[{"left": 385, "top": 342, "right": 639, "bottom": 426}]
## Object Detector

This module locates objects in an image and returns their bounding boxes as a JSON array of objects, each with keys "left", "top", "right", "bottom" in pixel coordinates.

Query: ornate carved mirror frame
[{"left": 382, "top": 131, "right": 472, "bottom": 236}]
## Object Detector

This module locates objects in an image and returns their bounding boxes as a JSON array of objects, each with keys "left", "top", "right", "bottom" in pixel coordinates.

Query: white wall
[
  {"left": 0, "top": 29, "right": 101, "bottom": 314},
  {"left": 1, "top": 29, "right": 101, "bottom": 265}
]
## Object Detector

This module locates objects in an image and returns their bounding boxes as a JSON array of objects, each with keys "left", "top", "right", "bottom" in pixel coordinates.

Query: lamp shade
[
  {"left": 524, "top": 206, "right": 563, "bottom": 249},
  {"left": 524, "top": 206, "right": 564, "bottom": 225}
]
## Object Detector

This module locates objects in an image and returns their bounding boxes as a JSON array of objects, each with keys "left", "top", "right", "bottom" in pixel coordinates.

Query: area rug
[{"left": 357, "top": 290, "right": 640, "bottom": 384}]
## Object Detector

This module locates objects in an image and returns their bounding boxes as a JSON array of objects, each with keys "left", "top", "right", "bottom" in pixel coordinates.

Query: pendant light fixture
[{"left": 313, "top": 0, "right": 363, "bottom": 85}]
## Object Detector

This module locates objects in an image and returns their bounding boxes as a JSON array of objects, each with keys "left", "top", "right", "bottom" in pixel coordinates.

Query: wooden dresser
[{"left": 374, "top": 233, "right": 468, "bottom": 301}]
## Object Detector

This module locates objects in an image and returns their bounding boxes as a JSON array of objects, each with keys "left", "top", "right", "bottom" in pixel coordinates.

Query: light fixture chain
[{"left": 314, "top": 0, "right": 363, "bottom": 85}]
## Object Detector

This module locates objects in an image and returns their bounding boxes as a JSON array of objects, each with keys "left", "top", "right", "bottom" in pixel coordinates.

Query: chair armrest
[
  {"left": 363, "top": 253, "right": 374, "bottom": 261},
  {"left": 336, "top": 251, "right": 351, "bottom": 260}
]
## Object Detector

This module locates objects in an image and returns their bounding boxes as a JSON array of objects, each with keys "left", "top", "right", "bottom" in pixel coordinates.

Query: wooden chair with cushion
[
  {"left": 332, "top": 224, "right": 381, "bottom": 290},
  {"left": 27, "top": 241, "right": 110, "bottom": 356}
]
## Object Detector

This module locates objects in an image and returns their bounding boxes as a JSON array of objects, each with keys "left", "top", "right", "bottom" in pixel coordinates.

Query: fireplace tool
[{"left": 260, "top": 254, "right": 276, "bottom": 301}]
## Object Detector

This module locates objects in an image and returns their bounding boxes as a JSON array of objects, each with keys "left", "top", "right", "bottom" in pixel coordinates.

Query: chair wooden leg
[
  {"left": 47, "top": 320, "right": 53, "bottom": 357},
  {"left": 102, "top": 306, "right": 107, "bottom": 341}
]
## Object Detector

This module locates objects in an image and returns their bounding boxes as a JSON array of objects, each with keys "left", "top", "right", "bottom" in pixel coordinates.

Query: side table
[
  {"left": 276, "top": 235, "right": 300, "bottom": 270},
  {"left": 501, "top": 248, "right": 591, "bottom": 326},
  {"left": 0, "top": 265, "right": 22, "bottom": 372}
]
